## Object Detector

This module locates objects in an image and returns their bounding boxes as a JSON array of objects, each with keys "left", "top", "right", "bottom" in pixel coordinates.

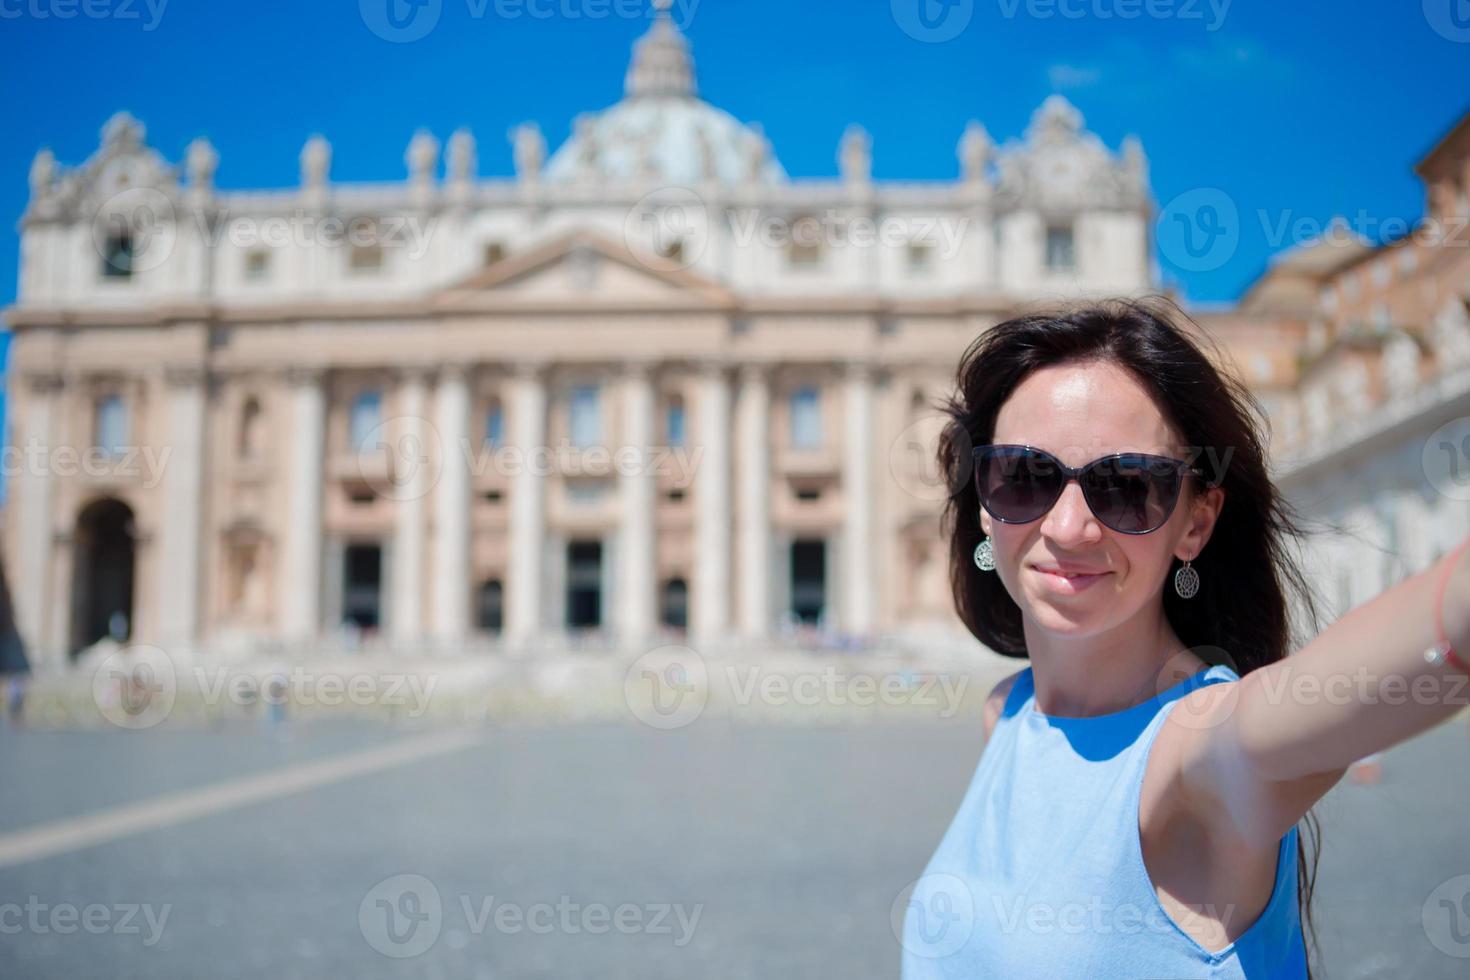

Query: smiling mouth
[
  {"left": 1031, "top": 566, "right": 1111, "bottom": 590},
  {"left": 1031, "top": 565, "right": 1108, "bottom": 579}
]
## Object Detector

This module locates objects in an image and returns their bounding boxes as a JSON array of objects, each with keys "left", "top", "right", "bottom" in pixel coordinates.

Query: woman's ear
[{"left": 1182, "top": 485, "right": 1225, "bottom": 558}]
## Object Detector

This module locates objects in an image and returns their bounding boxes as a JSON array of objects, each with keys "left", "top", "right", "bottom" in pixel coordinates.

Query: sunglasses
[{"left": 971, "top": 443, "right": 1207, "bottom": 535}]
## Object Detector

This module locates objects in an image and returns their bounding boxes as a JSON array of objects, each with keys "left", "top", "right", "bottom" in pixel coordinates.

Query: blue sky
[{"left": 0, "top": 0, "right": 1465, "bottom": 320}]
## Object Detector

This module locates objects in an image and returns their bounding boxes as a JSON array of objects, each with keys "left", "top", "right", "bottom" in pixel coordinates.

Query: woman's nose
[{"left": 1039, "top": 478, "right": 1099, "bottom": 542}]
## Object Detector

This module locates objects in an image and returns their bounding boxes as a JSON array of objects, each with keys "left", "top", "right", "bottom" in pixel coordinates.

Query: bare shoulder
[
  {"left": 1158, "top": 678, "right": 1347, "bottom": 848},
  {"left": 983, "top": 668, "right": 1027, "bottom": 742}
]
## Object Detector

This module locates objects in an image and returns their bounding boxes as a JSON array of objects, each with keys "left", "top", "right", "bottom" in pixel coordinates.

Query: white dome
[
  {"left": 543, "top": 14, "right": 785, "bottom": 186},
  {"left": 545, "top": 97, "right": 785, "bottom": 185}
]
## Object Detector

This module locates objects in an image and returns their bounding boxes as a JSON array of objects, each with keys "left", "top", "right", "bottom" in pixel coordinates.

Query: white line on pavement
[{"left": 0, "top": 729, "right": 483, "bottom": 870}]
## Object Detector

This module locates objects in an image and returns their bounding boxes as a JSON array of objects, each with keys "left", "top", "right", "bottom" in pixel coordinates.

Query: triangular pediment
[{"left": 434, "top": 229, "right": 735, "bottom": 312}]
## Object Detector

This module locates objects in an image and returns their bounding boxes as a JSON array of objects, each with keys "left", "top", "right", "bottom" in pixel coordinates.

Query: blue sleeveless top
[{"left": 900, "top": 663, "right": 1308, "bottom": 979}]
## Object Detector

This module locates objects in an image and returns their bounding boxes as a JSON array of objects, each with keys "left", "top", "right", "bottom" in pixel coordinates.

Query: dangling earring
[
  {"left": 974, "top": 536, "right": 995, "bottom": 571},
  {"left": 1174, "top": 557, "right": 1199, "bottom": 599}
]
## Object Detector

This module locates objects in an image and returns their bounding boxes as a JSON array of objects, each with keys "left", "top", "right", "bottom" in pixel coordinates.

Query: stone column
[
  {"left": 390, "top": 368, "right": 430, "bottom": 644},
  {"left": 843, "top": 361, "right": 875, "bottom": 636},
  {"left": 158, "top": 367, "right": 207, "bottom": 649},
  {"left": 736, "top": 364, "right": 771, "bottom": 639},
  {"left": 692, "top": 361, "right": 732, "bottom": 644},
  {"left": 507, "top": 362, "right": 548, "bottom": 645},
  {"left": 280, "top": 367, "right": 325, "bottom": 641},
  {"left": 433, "top": 365, "right": 471, "bottom": 643},
  {"left": 15, "top": 372, "right": 62, "bottom": 666},
  {"left": 619, "top": 360, "right": 657, "bottom": 646}
]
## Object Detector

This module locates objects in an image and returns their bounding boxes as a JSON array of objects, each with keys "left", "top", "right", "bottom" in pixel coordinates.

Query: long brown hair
[{"left": 936, "top": 296, "right": 1328, "bottom": 975}]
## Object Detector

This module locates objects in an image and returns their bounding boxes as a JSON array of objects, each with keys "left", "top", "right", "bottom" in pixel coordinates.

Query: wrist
[{"left": 1431, "top": 537, "right": 1470, "bottom": 672}]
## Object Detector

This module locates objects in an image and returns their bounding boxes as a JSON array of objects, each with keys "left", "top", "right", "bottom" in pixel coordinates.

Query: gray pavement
[{"left": 0, "top": 716, "right": 1466, "bottom": 979}]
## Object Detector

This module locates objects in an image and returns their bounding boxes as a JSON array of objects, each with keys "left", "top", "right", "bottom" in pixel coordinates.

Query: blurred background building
[{"left": 2, "top": 12, "right": 1467, "bottom": 673}]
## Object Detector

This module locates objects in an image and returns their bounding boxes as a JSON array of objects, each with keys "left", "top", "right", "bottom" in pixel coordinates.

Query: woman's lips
[{"left": 1032, "top": 566, "right": 1111, "bottom": 593}]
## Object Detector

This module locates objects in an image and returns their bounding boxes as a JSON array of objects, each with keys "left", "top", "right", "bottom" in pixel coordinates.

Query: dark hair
[{"left": 936, "top": 296, "right": 1327, "bottom": 975}]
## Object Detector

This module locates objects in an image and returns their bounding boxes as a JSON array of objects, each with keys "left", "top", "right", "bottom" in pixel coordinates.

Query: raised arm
[{"left": 1171, "top": 535, "right": 1470, "bottom": 849}]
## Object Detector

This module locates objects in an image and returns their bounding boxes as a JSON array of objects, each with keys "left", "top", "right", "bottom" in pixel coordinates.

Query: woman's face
[{"left": 981, "top": 360, "right": 1224, "bottom": 637}]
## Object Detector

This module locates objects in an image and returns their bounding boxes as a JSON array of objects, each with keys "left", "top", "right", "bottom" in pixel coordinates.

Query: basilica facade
[{"left": 5, "top": 12, "right": 1465, "bottom": 672}]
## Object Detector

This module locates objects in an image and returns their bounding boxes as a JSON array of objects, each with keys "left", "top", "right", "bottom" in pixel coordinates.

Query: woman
[{"left": 899, "top": 298, "right": 1469, "bottom": 978}]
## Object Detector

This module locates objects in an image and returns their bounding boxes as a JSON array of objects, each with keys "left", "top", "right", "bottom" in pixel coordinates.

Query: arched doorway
[{"left": 71, "top": 497, "right": 137, "bottom": 657}]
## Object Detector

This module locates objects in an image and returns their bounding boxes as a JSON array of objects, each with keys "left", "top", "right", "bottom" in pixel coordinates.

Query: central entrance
[
  {"left": 791, "top": 539, "right": 826, "bottom": 625},
  {"left": 566, "top": 540, "right": 603, "bottom": 630},
  {"left": 342, "top": 543, "right": 383, "bottom": 631},
  {"left": 70, "top": 497, "right": 137, "bottom": 656}
]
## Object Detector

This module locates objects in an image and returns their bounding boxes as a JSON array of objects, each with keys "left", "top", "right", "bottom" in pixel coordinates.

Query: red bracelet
[{"left": 1426, "top": 537, "right": 1470, "bottom": 674}]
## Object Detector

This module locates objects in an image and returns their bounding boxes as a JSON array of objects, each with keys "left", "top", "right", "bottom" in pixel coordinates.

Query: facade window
[
  {"left": 484, "top": 400, "right": 504, "bottom": 448},
  {"left": 908, "top": 242, "right": 935, "bottom": 273},
  {"left": 1372, "top": 304, "right": 1391, "bottom": 331},
  {"left": 349, "top": 390, "right": 383, "bottom": 452},
  {"left": 665, "top": 395, "right": 685, "bottom": 447},
  {"left": 95, "top": 394, "right": 128, "bottom": 455},
  {"left": 567, "top": 480, "right": 608, "bottom": 506},
  {"left": 790, "top": 386, "right": 822, "bottom": 449},
  {"left": 1045, "top": 224, "right": 1076, "bottom": 272},
  {"left": 569, "top": 383, "right": 601, "bottom": 447},
  {"left": 788, "top": 215, "right": 823, "bottom": 270},
  {"left": 101, "top": 230, "right": 135, "bottom": 279},
  {"left": 349, "top": 242, "right": 384, "bottom": 273},
  {"left": 244, "top": 250, "right": 270, "bottom": 281}
]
